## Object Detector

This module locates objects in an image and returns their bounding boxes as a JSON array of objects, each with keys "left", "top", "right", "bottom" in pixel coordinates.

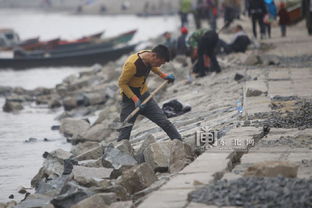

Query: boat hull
[{"left": 0, "top": 44, "right": 136, "bottom": 70}]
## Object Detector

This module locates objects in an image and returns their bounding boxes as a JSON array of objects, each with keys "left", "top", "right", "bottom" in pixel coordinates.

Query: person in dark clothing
[
  {"left": 247, "top": 0, "right": 267, "bottom": 39},
  {"left": 302, "top": 0, "right": 312, "bottom": 35},
  {"left": 217, "top": 25, "right": 251, "bottom": 54},
  {"left": 176, "top": 27, "right": 189, "bottom": 56},
  {"left": 117, "top": 45, "right": 181, "bottom": 141},
  {"left": 162, "top": 32, "right": 177, "bottom": 60},
  {"left": 278, "top": 2, "right": 290, "bottom": 37},
  {"left": 194, "top": 30, "right": 221, "bottom": 77}
]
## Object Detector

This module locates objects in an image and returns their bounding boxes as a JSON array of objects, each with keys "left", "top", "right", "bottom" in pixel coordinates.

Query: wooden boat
[
  {"left": 0, "top": 44, "right": 137, "bottom": 69},
  {"left": 21, "top": 38, "right": 61, "bottom": 51},
  {"left": 53, "top": 29, "right": 136, "bottom": 51},
  {"left": 16, "top": 29, "right": 137, "bottom": 58},
  {"left": 21, "top": 31, "right": 104, "bottom": 51}
]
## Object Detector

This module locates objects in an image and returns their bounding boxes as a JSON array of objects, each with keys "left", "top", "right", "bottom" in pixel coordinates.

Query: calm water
[{"left": 0, "top": 9, "right": 178, "bottom": 202}]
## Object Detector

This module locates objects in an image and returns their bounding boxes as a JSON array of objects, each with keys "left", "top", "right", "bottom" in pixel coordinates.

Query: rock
[
  {"left": 93, "top": 106, "right": 118, "bottom": 125},
  {"left": 0, "top": 202, "right": 6, "bottom": 208},
  {"left": 143, "top": 141, "right": 172, "bottom": 172},
  {"left": 31, "top": 149, "right": 72, "bottom": 187},
  {"left": 72, "top": 166, "right": 113, "bottom": 182},
  {"left": 74, "top": 175, "right": 111, "bottom": 188},
  {"left": 36, "top": 175, "right": 72, "bottom": 196},
  {"left": 79, "top": 158, "right": 103, "bottom": 168},
  {"left": 91, "top": 184, "right": 129, "bottom": 201},
  {"left": 48, "top": 98, "right": 62, "bottom": 108},
  {"left": 244, "top": 161, "right": 299, "bottom": 178},
  {"left": 82, "top": 92, "right": 108, "bottom": 106},
  {"left": 76, "top": 123, "right": 111, "bottom": 143},
  {"left": 51, "top": 125, "right": 60, "bottom": 131},
  {"left": 134, "top": 134, "right": 156, "bottom": 163},
  {"left": 4, "top": 201, "right": 17, "bottom": 208},
  {"left": 60, "top": 118, "right": 90, "bottom": 139},
  {"left": 102, "top": 145, "right": 137, "bottom": 169},
  {"left": 74, "top": 145, "right": 104, "bottom": 161},
  {"left": 51, "top": 190, "right": 90, "bottom": 208},
  {"left": 13, "top": 194, "right": 52, "bottom": 208},
  {"left": 246, "top": 88, "right": 263, "bottom": 97},
  {"left": 234, "top": 73, "right": 245, "bottom": 81},
  {"left": 63, "top": 159, "right": 79, "bottom": 175},
  {"left": 63, "top": 96, "right": 78, "bottom": 111},
  {"left": 110, "top": 201, "right": 134, "bottom": 208},
  {"left": 70, "top": 142, "right": 99, "bottom": 156},
  {"left": 118, "top": 163, "right": 157, "bottom": 194},
  {"left": 18, "top": 186, "right": 29, "bottom": 194},
  {"left": 71, "top": 193, "right": 117, "bottom": 208},
  {"left": 24, "top": 137, "right": 38, "bottom": 143},
  {"left": 3, "top": 100, "right": 23, "bottom": 112},
  {"left": 116, "top": 140, "right": 134, "bottom": 156},
  {"left": 243, "top": 54, "right": 261, "bottom": 65},
  {"left": 169, "top": 140, "right": 194, "bottom": 173}
]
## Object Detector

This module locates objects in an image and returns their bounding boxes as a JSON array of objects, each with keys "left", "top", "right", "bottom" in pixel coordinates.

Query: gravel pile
[
  {"left": 188, "top": 176, "right": 312, "bottom": 208},
  {"left": 265, "top": 100, "right": 312, "bottom": 128},
  {"left": 247, "top": 99, "right": 312, "bottom": 129}
]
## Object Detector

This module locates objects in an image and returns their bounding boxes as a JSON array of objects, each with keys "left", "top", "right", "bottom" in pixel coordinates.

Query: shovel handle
[{"left": 123, "top": 80, "right": 169, "bottom": 124}]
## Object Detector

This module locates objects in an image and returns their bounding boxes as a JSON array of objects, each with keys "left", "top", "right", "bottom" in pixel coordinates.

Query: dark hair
[{"left": 152, "top": 44, "right": 170, "bottom": 62}]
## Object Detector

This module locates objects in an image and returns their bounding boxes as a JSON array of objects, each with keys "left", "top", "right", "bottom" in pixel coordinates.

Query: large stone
[
  {"left": 36, "top": 175, "right": 71, "bottom": 196},
  {"left": 50, "top": 190, "right": 89, "bottom": 208},
  {"left": 243, "top": 54, "right": 261, "bottom": 65},
  {"left": 31, "top": 149, "right": 72, "bottom": 187},
  {"left": 74, "top": 145, "right": 104, "bottom": 161},
  {"left": 143, "top": 141, "right": 172, "bottom": 172},
  {"left": 70, "top": 142, "right": 100, "bottom": 156},
  {"left": 116, "top": 140, "right": 134, "bottom": 156},
  {"left": 102, "top": 145, "right": 137, "bottom": 169},
  {"left": 71, "top": 193, "right": 117, "bottom": 208},
  {"left": 72, "top": 166, "right": 113, "bottom": 180},
  {"left": 244, "top": 161, "right": 299, "bottom": 178},
  {"left": 13, "top": 194, "right": 52, "bottom": 208},
  {"left": 62, "top": 96, "right": 78, "bottom": 111},
  {"left": 134, "top": 134, "right": 156, "bottom": 163},
  {"left": 60, "top": 118, "right": 90, "bottom": 139},
  {"left": 76, "top": 123, "right": 111, "bottom": 143},
  {"left": 82, "top": 92, "right": 108, "bottom": 106},
  {"left": 118, "top": 163, "right": 157, "bottom": 194},
  {"left": 2, "top": 100, "right": 23, "bottom": 112},
  {"left": 169, "top": 140, "right": 194, "bottom": 173}
]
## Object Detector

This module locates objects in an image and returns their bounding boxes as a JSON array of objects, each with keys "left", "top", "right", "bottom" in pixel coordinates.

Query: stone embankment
[{"left": 1, "top": 18, "right": 312, "bottom": 208}]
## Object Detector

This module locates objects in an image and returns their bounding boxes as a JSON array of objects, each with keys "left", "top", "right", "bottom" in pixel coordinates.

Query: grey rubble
[{"left": 1, "top": 18, "right": 312, "bottom": 208}]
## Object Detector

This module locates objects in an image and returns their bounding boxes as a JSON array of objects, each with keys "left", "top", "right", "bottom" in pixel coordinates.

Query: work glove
[
  {"left": 131, "top": 96, "right": 145, "bottom": 110},
  {"left": 162, "top": 73, "right": 175, "bottom": 83}
]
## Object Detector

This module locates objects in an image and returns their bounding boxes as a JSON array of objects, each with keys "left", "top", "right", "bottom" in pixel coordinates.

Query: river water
[{"left": 0, "top": 9, "right": 178, "bottom": 202}]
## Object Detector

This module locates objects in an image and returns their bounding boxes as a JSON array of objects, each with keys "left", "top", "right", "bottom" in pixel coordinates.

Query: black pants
[
  {"left": 280, "top": 24, "right": 286, "bottom": 37},
  {"left": 117, "top": 92, "right": 181, "bottom": 141},
  {"left": 251, "top": 14, "right": 265, "bottom": 38}
]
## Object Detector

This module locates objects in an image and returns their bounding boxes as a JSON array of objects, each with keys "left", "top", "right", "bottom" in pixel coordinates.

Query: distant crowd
[{"left": 160, "top": 0, "right": 299, "bottom": 79}]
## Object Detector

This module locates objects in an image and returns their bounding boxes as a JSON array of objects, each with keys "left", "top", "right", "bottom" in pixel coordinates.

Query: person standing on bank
[{"left": 117, "top": 45, "right": 182, "bottom": 142}]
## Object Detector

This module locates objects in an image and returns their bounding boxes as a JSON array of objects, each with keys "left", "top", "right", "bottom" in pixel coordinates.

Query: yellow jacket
[{"left": 118, "top": 50, "right": 164, "bottom": 99}]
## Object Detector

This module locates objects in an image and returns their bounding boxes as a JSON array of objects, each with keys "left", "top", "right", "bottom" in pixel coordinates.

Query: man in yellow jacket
[{"left": 117, "top": 44, "right": 182, "bottom": 142}]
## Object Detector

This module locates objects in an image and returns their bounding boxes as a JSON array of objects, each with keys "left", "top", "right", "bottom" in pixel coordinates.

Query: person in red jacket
[{"left": 278, "top": 2, "right": 290, "bottom": 37}]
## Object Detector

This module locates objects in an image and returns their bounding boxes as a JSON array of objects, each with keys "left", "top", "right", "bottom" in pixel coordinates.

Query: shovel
[{"left": 112, "top": 80, "right": 169, "bottom": 130}]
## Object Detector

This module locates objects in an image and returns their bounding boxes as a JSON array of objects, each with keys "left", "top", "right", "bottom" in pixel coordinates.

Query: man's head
[
  {"left": 163, "top": 32, "right": 172, "bottom": 40},
  {"left": 149, "top": 44, "right": 170, "bottom": 67}
]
